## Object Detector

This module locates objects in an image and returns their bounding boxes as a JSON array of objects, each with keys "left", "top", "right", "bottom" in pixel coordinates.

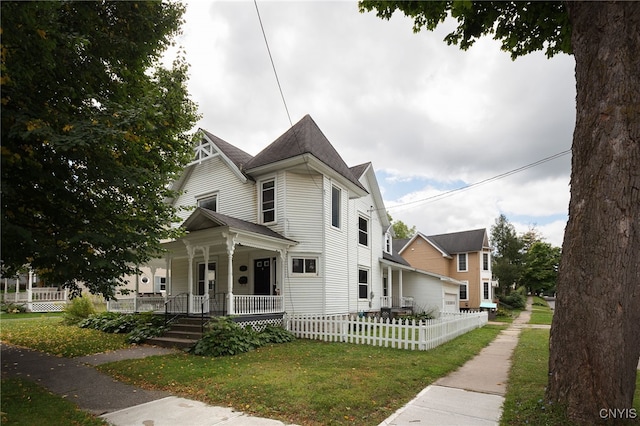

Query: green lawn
[
  {"left": 0, "top": 377, "right": 109, "bottom": 426},
  {"left": 98, "top": 326, "right": 504, "bottom": 425},
  {"left": 529, "top": 297, "right": 554, "bottom": 325},
  {"left": 0, "top": 314, "right": 129, "bottom": 357}
]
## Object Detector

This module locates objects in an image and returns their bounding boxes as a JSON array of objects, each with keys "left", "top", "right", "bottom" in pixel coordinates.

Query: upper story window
[
  {"left": 331, "top": 185, "right": 341, "bottom": 228},
  {"left": 458, "top": 253, "right": 468, "bottom": 272},
  {"left": 483, "top": 253, "right": 490, "bottom": 271},
  {"left": 384, "top": 231, "right": 392, "bottom": 254},
  {"left": 358, "top": 216, "right": 369, "bottom": 247},
  {"left": 197, "top": 193, "right": 218, "bottom": 211},
  {"left": 260, "top": 179, "right": 275, "bottom": 223}
]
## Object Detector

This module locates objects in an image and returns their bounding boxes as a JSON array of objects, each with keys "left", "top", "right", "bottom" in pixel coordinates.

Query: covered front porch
[{"left": 132, "top": 208, "right": 296, "bottom": 317}]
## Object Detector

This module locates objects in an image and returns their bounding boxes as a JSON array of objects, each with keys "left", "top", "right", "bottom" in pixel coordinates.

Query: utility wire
[
  {"left": 254, "top": 0, "right": 292, "bottom": 127},
  {"left": 385, "top": 149, "right": 571, "bottom": 212}
]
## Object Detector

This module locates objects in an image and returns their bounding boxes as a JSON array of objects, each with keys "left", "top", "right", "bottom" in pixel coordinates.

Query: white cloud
[{"left": 172, "top": 0, "right": 575, "bottom": 248}]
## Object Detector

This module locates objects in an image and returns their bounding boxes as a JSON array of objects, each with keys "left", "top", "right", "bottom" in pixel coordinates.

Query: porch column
[
  {"left": 14, "top": 278, "right": 19, "bottom": 302},
  {"left": 3, "top": 278, "right": 7, "bottom": 303},
  {"left": 186, "top": 244, "right": 195, "bottom": 313},
  {"left": 27, "top": 270, "right": 33, "bottom": 303},
  {"left": 387, "top": 265, "right": 393, "bottom": 306},
  {"left": 165, "top": 254, "right": 172, "bottom": 298},
  {"left": 398, "top": 269, "right": 403, "bottom": 303},
  {"left": 224, "top": 233, "right": 237, "bottom": 315}
]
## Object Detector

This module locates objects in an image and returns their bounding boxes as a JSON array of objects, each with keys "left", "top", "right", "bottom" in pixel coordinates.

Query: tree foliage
[
  {"left": 490, "top": 214, "right": 523, "bottom": 295},
  {"left": 387, "top": 213, "right": 416, "bottom": 239},
  {"left": 521, "top": 241, "right": 561, "bottom": 296},
  {"left": 1, "top": 1, "right": 199, "bottom": 298},
  {"left": 359, "top": 1, "right": 571, "bottom": 59}
]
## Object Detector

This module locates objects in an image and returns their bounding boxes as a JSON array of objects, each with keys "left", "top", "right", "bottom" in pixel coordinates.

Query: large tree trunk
[{"left": 547, "top": 2, "right": 640, "bottom": 424}]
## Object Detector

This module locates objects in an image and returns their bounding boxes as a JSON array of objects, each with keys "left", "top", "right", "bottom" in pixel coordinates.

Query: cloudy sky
[{"left": 164, "top": 1, "right": 576, "bottom": 247}]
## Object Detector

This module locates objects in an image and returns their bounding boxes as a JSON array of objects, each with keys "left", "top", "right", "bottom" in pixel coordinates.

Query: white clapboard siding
[{"left": 285, "top": 311, "right": 488, "bottom": 351}]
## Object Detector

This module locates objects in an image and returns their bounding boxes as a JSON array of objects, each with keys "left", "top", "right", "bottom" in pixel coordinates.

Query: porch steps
[{"left": 147, "top": 316, "right": 207, "bottom": 350}]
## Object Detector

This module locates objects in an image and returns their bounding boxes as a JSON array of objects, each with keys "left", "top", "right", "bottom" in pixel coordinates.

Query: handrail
[{"left": 164, "top": 292, "right": 189, "bottom": 327}]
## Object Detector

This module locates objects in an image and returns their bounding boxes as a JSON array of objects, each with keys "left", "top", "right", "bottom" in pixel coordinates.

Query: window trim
[
  {"left": 457, "top": 253, "right": 468, "bottom": 272},
  {"left": 384, "top": 231, "right": 392, "bottom": 254},
  {"left": 459, "top": 280, "right": 469, "bottom": 301},
  {"left": 331, "top": 185, "right": 341, "bottom": 229},
  {"left": 358, "top": 267, "right": 369, "bottom": 299},
  {"left": 197, "top": 192, "right": 218, "bottom": 212},
  {"left": 482, "top": 252, "right": 490, "bottom": 271},
  {"left": 358, "top": 215, "right": 369, "bottom": 247},
  {"left": 259, "top": 178, "right": 276, "bottom": 224},
  {"left": 483, "top": 281, "right": 490, "bottom": 300}
]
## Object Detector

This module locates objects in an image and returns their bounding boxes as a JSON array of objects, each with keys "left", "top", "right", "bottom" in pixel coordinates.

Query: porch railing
[
  {"left": 192, "top": 294, "right": 210, "bottom": 314},
  {"left": 233, "top": 295, "right": 283, "bottom": 315},
  {"left": 380, "top": 296, "right": 415, "bottom": 309}
]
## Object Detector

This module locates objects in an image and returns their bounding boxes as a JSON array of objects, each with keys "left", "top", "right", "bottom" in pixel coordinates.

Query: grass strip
[
  {"left": 0, "top": 377, "right": 108, "bottom": 426},
  {"left": 501, "top": 328, "right": 640, "bottom": 425},
  {"left": 98, "top": 325, "right": 505, "bottom": 425}
]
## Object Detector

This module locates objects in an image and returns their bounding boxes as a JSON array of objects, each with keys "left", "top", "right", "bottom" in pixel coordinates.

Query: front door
[{"left": 254, "top": 258, "right": 271, "bottom": 295}]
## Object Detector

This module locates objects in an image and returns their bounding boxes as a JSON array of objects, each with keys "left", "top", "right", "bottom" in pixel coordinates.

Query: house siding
[
  {"left": 172, "top": 156, "right": 255, "bottom": 224},
  {"left": 324, "top": 178, "right": 350, "bottom": 314},
  {"left": 402, "top": 238, "right": 449, "bottom": 276}
]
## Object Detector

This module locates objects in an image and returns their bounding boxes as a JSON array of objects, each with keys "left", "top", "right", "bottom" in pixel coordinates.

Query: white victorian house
[{"left": 121, "top": 115, "right": 461, "bottom": 317}]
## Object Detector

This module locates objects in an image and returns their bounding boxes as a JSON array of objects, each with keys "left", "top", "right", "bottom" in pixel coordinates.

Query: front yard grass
[
  {"left": 97, "top": 325, "right": 505, "bottom": 425},
  {"left": 0, "top": 314, "right": 129, "bottom": 357},
  {"left": 529, "top": 296, "right": 554, "bottom": 325},
  {"left": 0, "top": 377, "right": 108, "bottom": 426}
]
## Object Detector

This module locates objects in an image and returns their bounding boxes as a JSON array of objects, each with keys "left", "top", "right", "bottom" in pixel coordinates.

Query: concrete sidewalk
[{"left": 379, "top": 301, "right": 533, "bottom": 426}]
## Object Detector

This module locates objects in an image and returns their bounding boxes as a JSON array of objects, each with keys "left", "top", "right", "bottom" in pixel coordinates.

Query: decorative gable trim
[{"left": 191, "top": 131, "right": 249, "bottom": 183}]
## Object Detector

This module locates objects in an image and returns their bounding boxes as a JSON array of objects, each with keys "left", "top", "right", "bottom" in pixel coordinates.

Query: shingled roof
[
  {"left": 182, "top": 208, "right": 296, "bottom": 243},
  {"left": 244, "top": 115, "right": 366, "bottom": 192},
  {"left": 426, "top": 229, "right": 489, "bottom": 254},
  {"left": 200, "top": 129, "right": 254, "bottom": 171}
]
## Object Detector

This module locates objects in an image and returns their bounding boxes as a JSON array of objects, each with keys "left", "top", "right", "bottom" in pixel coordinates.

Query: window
[
  {"left": 458, "top": 253, "right": 468, "bottom": 272},
  {"left": 358, "top": 216, "right": 369, "bottom": 246},
  {"left": 460, "top": 281, "right": 468, "bottom": 300},
  {"left": 197, "top": 262, "right": 216, "bottom": 293},
  {"left": 483, "top": 282, "right": 490, "bottom": 300},
  {"left": 154, "top": 276, "right": 166, "bottom": 292},
  {"left": 197, "top": 194, "right": 218, "bottom": 211},
  {"left": 384, "top": 232, "right": 392, "bottom": 254},
  {"left": 331, "top": 185, "right": 341, "bottom": 228},
  {"left": 358, "top": 268, "right": 369, "bottom": 299},
  {"left": 483, "top": 253, "right": 490, "bottom": 271},
  {"left": 292, "top": 257, "right": 318, "bottom": 275},
  {"left": 261, "top": 179, "right": 275, "bottom": 223}
]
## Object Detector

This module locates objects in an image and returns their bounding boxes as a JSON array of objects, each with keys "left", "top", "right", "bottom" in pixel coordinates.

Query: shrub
[
  {"left": 62, "top": 295, "right": 96, "bottom": 325},
  {"left": 258, "top": 325, "right": 296, "bottom": 345},
  {"left": 191, "top": 318, "right": 294, "bottom": 357},
  {"left": 1, "top": 303, "right": 27, "bottom": 313},
  {"left": 498, "top": 292, "right": 526, "bottom": 309},
  {"left": 80, "top": 311, "right": 167, "bottom": 344}
]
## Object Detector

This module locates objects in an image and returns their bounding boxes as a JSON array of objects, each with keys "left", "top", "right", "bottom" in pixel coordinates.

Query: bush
[
  {"left": 79, "top": 311, "right": 167, "bottom": 344},
  {"left": 191, "top": 318, "right": 295, "bottom": 357},
  {"left": 1, "top": 303, "right": 27, "bottom": 313},
  {"left": 498, "top": 292, "right": 526, "bottom": 309},
  {"left": 63, "top": 295, "right": 96, "bottom": 325}
]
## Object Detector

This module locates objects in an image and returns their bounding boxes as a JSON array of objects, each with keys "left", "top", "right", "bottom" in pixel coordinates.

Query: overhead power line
[
  {"left": 385, "top": 149, "right": 572, "bottom": 211},
  {"left": 254, "top": 0, "right": 292, "bottom": 127}
]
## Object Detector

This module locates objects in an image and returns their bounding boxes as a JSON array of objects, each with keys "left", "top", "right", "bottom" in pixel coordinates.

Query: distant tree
[
  {"left": 359, "top": 2, "right": 640, "bottom": 422},
  {"left": 490, "top": 214, "right": 523, "bottom": 295},
  {"left": 387, "top": 213, "right": 416, "bottom": 239},
  {"left": 521, "top": 241, "right": 561, "bottom": 296},
  {"left": 1, "top": 2, "right": 199, "bottom": 298}
]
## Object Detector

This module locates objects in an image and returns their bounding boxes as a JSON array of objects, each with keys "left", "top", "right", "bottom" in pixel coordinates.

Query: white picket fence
[{"left": 285, "top": 311, "right": 488, "bottom": 351}]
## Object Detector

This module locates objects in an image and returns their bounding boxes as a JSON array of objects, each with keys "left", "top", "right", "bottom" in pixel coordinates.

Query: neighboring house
[
  {"left": 397, "top": 229, "right": 496, "bottom": 310},
  {"left": 125, "top": 115, "right": 460, "bottom": 317}
]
